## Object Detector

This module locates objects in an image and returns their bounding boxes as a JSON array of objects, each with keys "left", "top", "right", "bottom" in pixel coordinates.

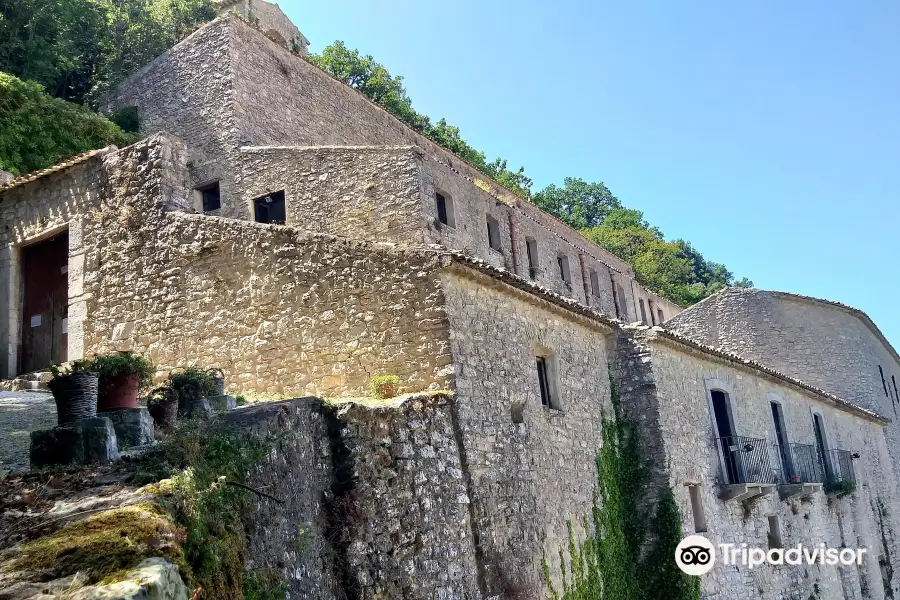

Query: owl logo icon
[{"left": 675, "top": 535, "right": 716, "bottom": 576}]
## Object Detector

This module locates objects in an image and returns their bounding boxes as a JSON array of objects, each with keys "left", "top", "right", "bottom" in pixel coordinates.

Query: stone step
[{"left": 0, "top": 371, "right": 52, "bottom": 392}]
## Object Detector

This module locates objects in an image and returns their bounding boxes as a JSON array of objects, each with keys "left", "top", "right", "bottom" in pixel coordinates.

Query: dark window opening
[
  {"left": 813, "top": 413, "right": 832, "bottom": 481},
  {"left": 526, "top": 238, "right": 539, "bottom": 279},
  {"left": 536, "top": 356, "right": 557, "bottom": 409},
  {"left": 639, "top": 299, "right": 648, "bottom": 324},
  {"left": 558, "top": 255, "right": 571, "bottom": 287},
  {"left": 879, "top": 365, "right": 889, "bottom": 397},
  {"left": 487, "top": 216, "right": 502, "bottom": 251},
  {"left": 688, "top": 485, "right": 707, "bottom": 533},
  {"left": 589, "top": 269, "right": 600, "bottom": 297},
  {"left": 711, "top": 389, "right": 738, "bottom": 483},
  {"left": 649, "top": 302, "right": 656, "bottom": 325},
  {"left": 436, "top": 192, "right": 455, "bottom": 227},
  {"left": 771, "top": 402, "right": 791, "bottom": 479},
  {"left": 253, "top": 190, "right": 286, "bottom": 224},
  {"left": 767, "top": 515, "right": 783, "bottom": 549},
  {"left": 198, "top": 181, "right": 221, "bottom": 212},
  {"left": 893, "top": 376, "right": 899, "bottom": 405},
  {"left": 658, "top": 309, "right": 665, "bottom": 323},
  {"left": 610, "top": 276, "right": 621, "bottom": 318}
]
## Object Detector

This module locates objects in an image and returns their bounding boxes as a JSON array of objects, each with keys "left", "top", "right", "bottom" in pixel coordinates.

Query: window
[
  {"left": 639, "top": 299, "right": 648, "bottom": 324},
  {"left": 770, "top": 401, "right": 791, "bottom": 480},
  {"left": 879, "top": 365, "right": 889, "bottom": 397},
  {"left": 486, "top": 215, "right": 502, "bottom": 252},
  {"left": 649, "top": 302, "right": 656, "bottom": 325},
  {"left": 658, "top": 309, "right": 665, "bottom": 324},
  {"left": 526, "top": 238, "right": 539, "bottom": 279},
  {"left": 557, "top": 255, "right": 571, "bottom": 287},
  {"left": 589, "top": 269, "right": 600, "bottom": 297},
  {"left": 617, "top": 285, "right": 628, "bottom": 319},
  {"left": 767, "top": 515, "right": 782, "bottom": 548},
  {"left": 894, "top": 376, "right": 899, "bottom": 405},
  {"left": 688, "top": 485, "right": 707, "bottom": 533},
  {"left": 196, "top": 181, "right": 221, "bottom": 212},
  {"left": 253, "top": 190, "right": 286, "bottom": 224},
  {"left": 535, "top": 354, "right": 560, "bottom": 410},
  {"left": 610, "top": 276, "right": 621, "bottom": 318},
  {"left": 435, "top": 191, "right": 455, "bottom": 227}
]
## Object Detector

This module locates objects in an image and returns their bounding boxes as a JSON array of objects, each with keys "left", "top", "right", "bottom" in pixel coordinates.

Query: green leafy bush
[
  {"left": 168, "top": 367, "right": 218, "bottom": 402},
  {"left": 370, "top": 374, "right": 400, "bottom": 399},
  {"left": 86, "top": 351, "right": 155, "bottom": 391},
  {"left": 0, "top": 72, "right": 139, "bottom": 175},
  {"left": 48, "top": 359, "right": 97, "bottom": 379}
]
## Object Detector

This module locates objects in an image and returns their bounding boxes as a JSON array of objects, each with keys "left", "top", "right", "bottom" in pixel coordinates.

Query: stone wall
[
  {"left": 440, "top": 266, "right": 614, "bottom": 596},
  {"left": 237, "top": 146, "right": 428, "bottom": 242},
  {"left": 647, "top": 332, "right": 900, "bottom": 600}
]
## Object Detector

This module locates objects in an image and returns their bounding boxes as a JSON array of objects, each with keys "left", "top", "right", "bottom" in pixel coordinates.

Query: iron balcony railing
[
  {"left": 826, "top": 449, "right": 856, "bottom": 485},
  {"left": 715, "top": 435, "right": 774, "bottom": 485},
  {"left": 773, "top": 443, "right": 825, "bottom": 484}
]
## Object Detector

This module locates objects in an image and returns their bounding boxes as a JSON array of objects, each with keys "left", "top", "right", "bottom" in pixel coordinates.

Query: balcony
[
  {"left": 715, "top": 435, "right": 777, "bottom": 501},
  {"left": 773, "top": 443, "right": 824, "bottom": 500},
  {"left": 824, "top": 449, "right": 857, "bottom": 496}
]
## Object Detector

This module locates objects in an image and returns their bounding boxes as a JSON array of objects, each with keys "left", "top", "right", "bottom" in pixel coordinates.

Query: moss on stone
[{"left": 7, "top": 503, "right": 188, "bottom": 585}]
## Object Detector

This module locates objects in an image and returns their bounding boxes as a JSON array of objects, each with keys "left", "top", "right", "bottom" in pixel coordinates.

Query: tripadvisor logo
[
  {"left": 675, "top": 535, "right": 869, "bottom": 576},
  {"left": 675, "top": 535, "right": 716, "bottom": 576}
]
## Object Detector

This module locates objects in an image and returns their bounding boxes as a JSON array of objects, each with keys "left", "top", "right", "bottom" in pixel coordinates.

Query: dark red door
[{"left": 20, "top": 233, "right": 68, "bottom": 374}]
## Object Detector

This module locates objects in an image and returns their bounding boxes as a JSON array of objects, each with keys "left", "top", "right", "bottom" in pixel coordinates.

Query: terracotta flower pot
[{"left": 98, "top": 373, "right": 140, "bottom": 412}]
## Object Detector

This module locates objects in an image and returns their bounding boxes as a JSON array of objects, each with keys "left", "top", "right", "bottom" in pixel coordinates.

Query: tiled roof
[{"left": 0, "top": 148, "right": 113, "bottom": 195}]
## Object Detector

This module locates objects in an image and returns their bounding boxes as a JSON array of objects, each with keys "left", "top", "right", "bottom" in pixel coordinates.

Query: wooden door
[{"left": 20, "top": 233, "right": 68, "bottom": 374}]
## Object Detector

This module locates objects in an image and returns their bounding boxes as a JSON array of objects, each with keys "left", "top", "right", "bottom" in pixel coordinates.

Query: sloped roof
[{"left": 0, "top": 148, "right": 114, "bottom": 195}]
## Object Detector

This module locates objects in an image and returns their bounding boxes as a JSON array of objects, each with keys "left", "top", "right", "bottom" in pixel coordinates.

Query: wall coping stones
[{"left": 0, "top": 147, "right": 115, "bottom": 195}]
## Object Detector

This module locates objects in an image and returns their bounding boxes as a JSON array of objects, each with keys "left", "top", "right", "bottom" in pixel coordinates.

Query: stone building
[{"left": 1, "top": 8, "right": 899, "bottom": 600}]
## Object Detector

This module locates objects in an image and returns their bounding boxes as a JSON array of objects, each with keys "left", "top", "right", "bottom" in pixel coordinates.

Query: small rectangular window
[
  {"left": 197, "top": 181, "right": 221, "bottom": 212},
  {"left": 526, "top": 238, "right": 539, "bottom": 279},
  {"left": 649, "top": 302, "right": 657, "bottom": 325},
  {"left": 879, "top": 365, "right": 889, "bottom": 397},
  {"left": 639, "top": 299, "right": 648, "bottom": 324},
  {"left": 688, "top": 485, "right": 707, "bottom": 533},
  {"left": 435, "top": 191, "right": 455, "bottom": 227},
  {"left": 658, "top": 309, "right": 665, "bottom": 323},
  {"left": 536, "top": 355, "right": 560, "bottom": 410},
  {"left": 253, "top": 190, "right": 286, "bottom": 224},
  {"left": 893, "top": 376, "right": 899, "bottom": 405},
  {"left": 589, "top": 269, "right": 600, "bottom": 297},
  {"left": 767, "top": 515, "right": 782, "bottom": 548},
  {"left": 558, "top": 255, "right": 571, "bottom": 286},
  {"left": 487, "top": 215, "right": 502, "bottom": 251}
]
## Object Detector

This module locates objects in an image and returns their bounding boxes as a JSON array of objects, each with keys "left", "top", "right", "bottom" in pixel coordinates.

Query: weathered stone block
[
  {"left": 97, "top": 408, "right": 155, "bottom": 448},
  {"left": 67, "top": 558, "right": 190, "bottom": 599},
  {"left": 30, "top": 417, "right": 120, "bottom": 469}
]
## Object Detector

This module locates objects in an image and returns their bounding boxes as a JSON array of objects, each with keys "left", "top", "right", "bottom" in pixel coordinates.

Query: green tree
[
  {"left": 0, "top": 72, "right": 138, "bottom": 174},
  {"left": 533, "top": 177, "right": 622, "bottom": 229}
]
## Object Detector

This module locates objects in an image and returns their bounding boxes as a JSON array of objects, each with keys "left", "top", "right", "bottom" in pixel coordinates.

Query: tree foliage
[
  {"left": 0, "top": 72, "right": 138, "bottom": 174},
  {"left": 0, "top": 0, "right": 216, "bottom": 104}
]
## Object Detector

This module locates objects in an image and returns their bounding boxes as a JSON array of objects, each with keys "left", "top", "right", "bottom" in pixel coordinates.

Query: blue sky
[{"left": 281, "top": 0, "right": 900, "bottom": 345}]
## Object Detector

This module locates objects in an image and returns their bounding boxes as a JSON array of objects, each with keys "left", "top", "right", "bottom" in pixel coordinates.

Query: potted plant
[
  {"left": 48, "top": 360, "right": 99, "bottom": 425},
  {"left": 91, "top": 351, "right": 155, "bottom": 412},
  {"left": 147, "top": 386, "right": 178, "bottom": 428},
  {"left": 168, "top": 367, "right": 218, "bottom": 416}
]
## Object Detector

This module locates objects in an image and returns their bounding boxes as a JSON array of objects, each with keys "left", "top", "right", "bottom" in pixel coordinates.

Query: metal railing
[
  {"left": 827, "top": 449, "right": 856, "bottom": 485},
  {"left": 716, "top": 435, "right": 774, "bottom": 485},
  {"left": 773, "top": 443, "right": 824, "bottom": 484}
]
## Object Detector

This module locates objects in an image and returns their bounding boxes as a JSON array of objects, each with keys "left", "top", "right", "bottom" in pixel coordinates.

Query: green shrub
[
  {"left": 0, "top": 72, "right": 139, "bottom": 175},
  {"left": 168, "top": 367, "right": 218, "bottom": 401},
  {"left": 87, "top": 351, "right": 155, "bottom": 391},
  {"left": 48, "top": 359, "right": 97, "bottom": 379},
  {"left": 370, "top": 374, "right": 400, "bottom": 399}
]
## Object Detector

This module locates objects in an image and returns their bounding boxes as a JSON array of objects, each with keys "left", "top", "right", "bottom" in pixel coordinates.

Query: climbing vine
[{"left": 543, "top": 379, "right": 701, "bottom": 600}]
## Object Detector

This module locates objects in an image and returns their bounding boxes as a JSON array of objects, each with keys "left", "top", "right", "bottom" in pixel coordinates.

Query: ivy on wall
[{"left": 543, "top": 380, "right": 701, "bottom": 600}]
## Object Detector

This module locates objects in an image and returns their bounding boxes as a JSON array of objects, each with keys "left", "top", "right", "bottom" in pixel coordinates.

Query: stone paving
[{"left": 0, "top": 391, "right": 56, "bottom": 474}]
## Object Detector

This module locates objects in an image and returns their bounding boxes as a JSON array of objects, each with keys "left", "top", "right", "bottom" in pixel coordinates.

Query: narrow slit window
[
  {"left": 253, "top": 190, "right": 286, "bottom": 224},
  {"left": 557, "top": 255, "right": 571, "bottom": 287},
  {"left": 589, "top": 269, "right": 600, "bottom": 297},
  {"left": 639, "top": 299, "right": 648, "bottom": 324},
  {"left": 767, "top": 515, "right": 782, "bottom": 548},
  {"left": 487, "top": 215, "right": 502, "bottom": 251},
  {"left": 658, "top": 309, "right": 665, "bottom": 323},
  {"left": 435, "top": 192, "right": 455, "bottom": 227},
  {"left": 893, "top": 376, "right": 899, "bottom": 405},
  {"left": 526, "top": 238, "right": 539, "bottom": 279},
  {"left": 535, "top": 355, "right": 560, "bottom": 410},
  {"left": 688, "top": 485, "right": 707, "bottom": 533},
  {"left": 879, "top": 365, "right": 889, "bottom": 397}
]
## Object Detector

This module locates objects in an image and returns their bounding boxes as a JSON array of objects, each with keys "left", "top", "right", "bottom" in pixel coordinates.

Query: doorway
[
  {"left": 771, "top": 402, "right": 792, "bottom": 481},
  {"left": 813, "top": 413, "right": 832, "bottom": 481},
  {"left": 19, "top": 232, "right": 68, "bottom": 374},
  {"left": 711, "top": 389, "right": 740, "bottom": 484}
]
